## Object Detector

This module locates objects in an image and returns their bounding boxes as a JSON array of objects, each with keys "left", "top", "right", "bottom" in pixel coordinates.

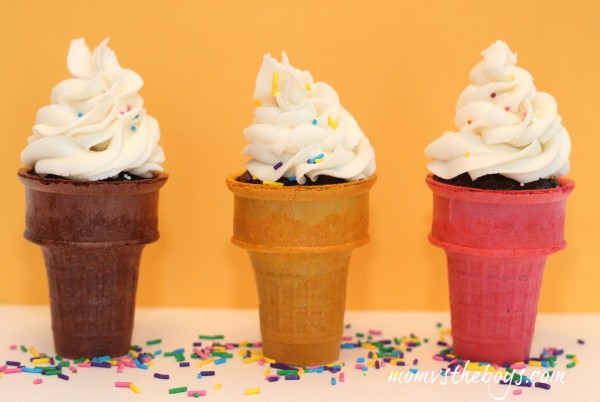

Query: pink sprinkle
[
  {"left": 225, "top": 344, "right": 234, "bottom": 350},
  {"left": 78, "top": 362, "right": 91, "bottom": 368},
  {"left": 255, "top": 342, "right": 263, "bottom": 347},
  {"left": 505, "top": 106, "right": 510, "bottom": 111},
  {"left": 258, "top": 358, "right": 265, "bottom": 366},
  {"left": 341, "top": 336, "right": 353, "bottom": 342},
  {"left": 126, "top": 105, "right": 132, "bottom": 112},
  {"left": 33, "top": 379, "right": 43, "bottom": 385},
  {"left": 4, "top": 368, "right": 23, "bottom": 374},
  {"left": 187, "top": 390, "right": 207, "bottom": 397},
  {"left": 0, "top": 365, "right": 6, "bottom": 373},
  {"left": 354, "top": 364, "right": 365, "bottom": 370},
  {"left": 124, "top": 361, "right": 136, "bottom": 368},
  {"left": 381, "top": 361, "right": 386, "bottom": 367},
  {"left": 368, "top": 329, "right": 382, "bottom": 336},
  {"left": 432, "top": 355, "right": 445, "bottom": 361},
  {"left": 9, "top": 345, "right": 17, "bottom": 350},
  {"left": 69, "top": 366, "right": 78, "bottom": 373},
  {"left": 115, "top": 381, "right": 132, "bottom": 388},
  {"left": 513, "top": 389, "right": 522, "bottom": 395},
  {"left": 510, "top": 363, "right": 526, "bottom": 370},
  {"left": 339, "top": 373, "right": 345, "bottom": 382},
  {"left": 450, "top": 359, "right": 459, "bottom": 364}
]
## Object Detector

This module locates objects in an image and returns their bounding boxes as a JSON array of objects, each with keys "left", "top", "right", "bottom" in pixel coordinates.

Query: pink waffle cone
[
  {"left": 426, "top": 174, "right": 574, "bottom": 364},
  {"left": 227, "top": 173, "right": 376, "bottom": 365}
]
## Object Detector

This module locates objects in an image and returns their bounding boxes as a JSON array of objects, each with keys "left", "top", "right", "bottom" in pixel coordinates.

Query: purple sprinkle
[
  {"left": 285, "top": 375, "right": 300, "bottom": 380},
  {"left": 270, "top": 363, "right": 297, "bottom": 371},
  {"left": 58, "top": 373, "right": 69, "bottom": 381},
  {"left": 154, "top": 373, "right": 170, "bottom": 380},
  {"left": 535, "top": 382, "right": 551, "bottom": 390},
  {"left": 395, "top": 361, "right": 405, "bottom": 366},
  {"left": 368, "top": 352, "right": 374, "bottom": 359},
  {"left": 6, "top": 361, "right": 21, "bottom": 367},
  {"left": 413, "top": 359, "right": 418, "bottom": 365},
  {"left": 345, "top": 324, "right": 351, "bottom": 329},
  {"left": 437, "top": 341, "right": 448, "bottom": 346},
  {"left": 193, "top": 342, "right": 202, "bottom": 347},
  {"left": 382, "top": 357, "right": 392, "bottom": 363},
  {"left": 375, "top": 361, "right": 380, "bottom": 370},
  {"left": 90, "top": 362, "right": 111, "bottom": 368},
  {"left": 273, "top": 161, "right": 283, "bottom": 170},
  {"left": 179, "top": 362, "right": 190, "bottom": 367},
  {"left": 378, "top": 340, "right": 392, "bottom": 345},
  {"left": 267, "top": 376, "right": 279, "bottom": 382},
  {"left": 200, "top": 371, "right": 215, "bottom": 376},
  {"left": 577, "top": 339, "right": 585, "bottom": 345},
  {"left": 328, "top": 367, "right": 341, "bottom": 373}
]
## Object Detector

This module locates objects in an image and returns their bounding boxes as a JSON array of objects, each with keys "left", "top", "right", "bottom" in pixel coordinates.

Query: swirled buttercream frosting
[
  {"left": 21, "top": 38, "right": 165, "bottom": 181},
  {"left": 242, "top": 53, "right": 375, "bottom": 185},
  {"left": 425, "top": 40, "right": 570, "bottom": 184}
]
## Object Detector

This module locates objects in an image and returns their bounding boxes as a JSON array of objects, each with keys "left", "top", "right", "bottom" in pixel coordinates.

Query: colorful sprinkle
[
  {"left": 146, "top": 338, "right": 162, "bottom": 346},
  {"left": 467, "top": 120, "right": 472, "bottom": 124},
  {"left": 577, "top": 339, "right": 585, "bottom": 345},
  {"left": 273, "top": 161, "right": 283, "bottom": 170},
  {"left": 305, "top": 83, "right": 311, "bottom": 91},
  {"left": 131, "top": 125, "right": 137, "bottom": 131},
  {"left": 312, "top": 119, "right": 317, "bottom": 125},
  {"left": 214, "top": 383, "right": 222, "bottom": 390},
  {"left": 129, "top": 383, "right": 141, "bottom": 394},
  {"left": 505, "top": 106, "right": 510, "bottom": 111},
  {"left": 154, "top": 373, "right": 170, "bottom": 379},
  {"left": 263, "top": 180, "right": 284, "bottom": 187},
  {"left": 78, "top": 112, "right": 83, "bottom": 118},
  {"left": 115, "top": 381, "right": 132, "bottom": 388},
  {"left": 33, "top": 378, "right": 43, "bottom": 385},
  {"left": 328, "top": 117, "right": 337, "bottom": 129},
  {"left": 491, "top": 92, "right": 496, "bottom": 98},
  {"left": 331, "top": 377, "right": 336, "bottom": 385},
  {"left": 255, "top": 100, "right": 262, "bottom": 106},
  {"left": 187, "top": 390, "right": 207, "bottom": 397},
  {"left": 513, "top": 389, "right": 522, "bottom": 395},
  {"left": 169, "top": 386, "right": 188, "bottom": 394},
  {"left": 245, "top": 388, "right": 261, "bottom": 395}
]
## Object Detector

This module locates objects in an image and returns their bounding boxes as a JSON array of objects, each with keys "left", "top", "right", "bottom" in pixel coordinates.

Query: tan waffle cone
[
  {"left": 18, "top": 168, "right": 167, "bottom": 359},
  {"left": 227, "top": 173, "right": 376, "bottom": 365}
]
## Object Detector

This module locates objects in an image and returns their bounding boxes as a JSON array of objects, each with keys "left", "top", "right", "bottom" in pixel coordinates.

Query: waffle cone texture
[
  {"left": 426, "top": 174, "right": 574, "bottom": 364},
  {"left": 19, "top": 168, "right": 167, "bottom": 359},
  {"left": 227, "top": 173, "right": 376, "bottom": 365}
]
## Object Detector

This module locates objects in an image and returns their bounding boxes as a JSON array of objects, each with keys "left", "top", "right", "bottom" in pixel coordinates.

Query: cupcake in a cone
[
  {"left": 19, "top": 38, "right": 166, "bottom": 359},
  {"left": 425, "top": 41, "right": 573, "bottom": 364},
  {"left": 226, "top": 53, "right": 376, "bottom": 365}
]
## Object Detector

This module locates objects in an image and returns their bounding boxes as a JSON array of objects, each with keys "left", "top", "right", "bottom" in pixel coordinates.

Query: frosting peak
[
  {"left": 425, "top": 40, "right": 570, "bottom": 184},
  {"left": 243, "top": 53, "right": 375, "bottom": 185},
  {"left": 21, "top": 38, "right": 165, "bottom": 181}
]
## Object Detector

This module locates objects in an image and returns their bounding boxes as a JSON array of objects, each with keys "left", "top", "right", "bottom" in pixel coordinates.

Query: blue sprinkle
[
  {"left": 361, "top": 366, "right": 368, "bottom": 372},
  {"left": 154, "top": 350, "right": 162, "bottom": 356},
  {"left": 77, "top": 112, "right": 83, "bottom": 118},
  {"left": 341, "top": 344, "right": 355, "bottom": 349},
  {"left": 357, "top": 357, "right": 365, "bottom": 363},
  {"left": 172, "top": 348, "right": 185, "bottom": 355},
  {"left": 312, "top": 119, "right": 317, "bottom": 125},
  {"left": 197, "top": 373, "right": 202, "bottom": 379},
  {"left": 135, "top": 114, "right": 139, "bottom": 118},
  {"left": 316, "top": 367, "right": 324, "bottom": 373},
  {"left": 22, "top": 367, "right": 43, "bottom": 374},
  {"left": 131, "top": 125, "right": 137, "bottom": 131},
  {"left": 331, "top": 377, "right": 336, "bottom": 385},
  {"left": 214, "top": 357, "right": 227, "bottom": 365},
  {"left": 288, "top": 176, "right": 297, "bottom": 182},
  {"left": 409, "top": 368, "right": 418, "bottom": 374}
]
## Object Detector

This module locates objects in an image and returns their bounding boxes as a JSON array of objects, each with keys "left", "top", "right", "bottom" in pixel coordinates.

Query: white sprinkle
[{"left": 520, "top": 182, "right": 524, "bottom": 187}]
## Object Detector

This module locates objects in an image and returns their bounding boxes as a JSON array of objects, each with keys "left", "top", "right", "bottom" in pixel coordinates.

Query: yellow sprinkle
[
  {"left": 213, "top": 346, "right": 226, "bottom": 352},
  {"left": 297, "top": 368, "right": 304, "bottom": 375},
  {"left": 263, "top": 180, "right": 284, "bottom": 187},
  {"left": 402, "top": 338, "right": 421, "bottom": 343},
  {"left": 263, "top": 357, "right": 276, "bottom": 364},
  {"left": 196, "top": 361, "right": 204, "bottom": 368},
  {"left": 367, "top": 361, "right": 375, "bottom": 367},
  {"left": 325, "top": 362, "right": 342, "bottom": 368},
  {"left": 272, "top": 72, "right": 279, "bottom": 97},
  {"left": 328, "top": 116, "right": 337, "bottom": 129},
  {"left": 239, "top": 342, "right": 249, "bottom": 347},
  {"left": 148, "top": 361, "right": 154, "bottom": 367},
  {"left": 245, "top": 388, "right": 261, "bottom": 396},
  {"left": 252, "top": 176, "right": 257, "bottom": 180},
  {"left": 528, "top": 360, "right": 542, "bottom": 367},
  {"left": 314, "top": 158, "right": 323, "bottom": 164},
  {"left": 129, "top": 383, "right": 141, "bottom": 394},
  {"left": 362, "top": 343, "right": 377, "bottom": 350},
  {"left": 465, "top": 152, "right": 471, "bottom": 157},
  {"left": 255, "top": 100, "right": 262, "bottom": 106},
  {"left": 243, "top": 355, "right": 263, "bottom": 364},
  {"left": 446, "top": 354, "right": 456, "bottom": 359},
  {"left": 32, "top": 358, "right": 50, "bottom": 365},
  {"left": 263, "top": 368, "right": 270, "bottom": 376},
  {"left": 573, "top": 357, "right": 580, "bottom": 364},
  {"left": 204, "top": 358, "right": 215, "bottom": 364},
  {"left": 130, "top": 350, "right": 139, "bottom": 358},
  {"left": 390, "top": 359, "right": 403, "bottom": 365},
  {"left": 511, "top": 75, "right": 515, "bottom": 80},
  {"left": 29, "top": 347, "right": 40, "bottom": 357},
  {"left": 214, "top": 383, "right": 222, "bottom": 390},
  {"left": 466, "top": 362, "right": 489, "bottom": 372},
  {"left": 439, "top": 329, "right": 452, "bottom": 335},
  {"left": 305, "top": 83, "right": 311, "bottom": 91}
]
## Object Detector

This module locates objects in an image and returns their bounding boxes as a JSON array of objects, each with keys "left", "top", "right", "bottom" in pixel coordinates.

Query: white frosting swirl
[
  {"left": 243, "top": 53, "right": 375, "bottom": 185},
  {"left": 425, "top": 40, "right": 570, "bottom": 183},
  {"left": 21, "top": 38, "right": 165, "bottom": 181}
]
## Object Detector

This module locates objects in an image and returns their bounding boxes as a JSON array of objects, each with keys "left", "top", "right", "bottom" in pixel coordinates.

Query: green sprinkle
[
  {"left": 175, "top": 354, "right": 185, "bottom": 362},
  {"left": 164, "top": 352, "right": 175, "bottom": 357},
  {"left": 191, "top": 353, "right": 200, "bottom": 359},
  {"left": 146, "top": 338, "right": 162, "bottom": 346},
  {"left": 20, "top": 345, "right": 27, "bottom": 353},
  {"left": 356, "top": 333, "right": 365, "bottom": 338},
  {"left": 378, "top": 346, "right": 394, "bottom": 353},
  {"left": 211, "top": 351, "right": 233, "bottom": 358},
  {"left": 506, "top": 367, "right": 514, "bottom": 373},
  {"left": 439, "top": 348, "right": 452, "bottom": 355},
  {"left": 55, "top": 355, "right": 63, "bottom": 361},
  {"left": 44, "top": 369, "right": 61, "bottom": 376},
  {"left": 74, "top": 358, "right": 85, "bottom": 364},
  {"left": 393, "top": 337, "right": 400, "bottom": 346},
  {"left": 131, "top": 345, "right": 139, "bottom": 350},
  {"left": 424, "top": 338, "right": 429, "bottom": 343},
  {"left": 566, "top": 354, "right": 576, "bottom": 359},
  {"left": 543, "top": 356, "right": 557, "bottom": 362},
  {"left": 169, "top": 387, "right": 188, "bottom": 394},
  {"left": 566, "top": 362, "right": 576, "bottom": 369},
  {"left": 546, "top": 371, "right": 554, "bottom": 376},
  {"left": 277, "top": 370, "right": 299, "bottom": 376},
  {"left": 367, "top": 335, "right": 373, "bottom": 341},
  {"left": 58, "top": 362, "right": 70, "bottom": 367},
  {"left": 198, "top": 335, "right": 224, "bottom": 340},
  {"left": 436, "top": 322, "right": 443, "bottom": 328}
]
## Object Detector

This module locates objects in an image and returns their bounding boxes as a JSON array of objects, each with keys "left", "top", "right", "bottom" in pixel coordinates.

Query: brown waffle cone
[
  {"left": 18, "top": 168, "right": 167, "bottom": 359},
  {"left": 226, "top": 173, "right": 376, "bottom": 365}
]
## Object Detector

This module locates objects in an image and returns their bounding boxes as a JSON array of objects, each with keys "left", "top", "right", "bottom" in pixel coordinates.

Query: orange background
[{"left": 1, "top": 0, "right": 598, "bottom": 312}]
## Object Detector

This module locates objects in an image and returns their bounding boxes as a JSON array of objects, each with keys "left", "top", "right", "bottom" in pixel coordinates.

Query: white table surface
[{"left": 0, "top": 306, "right": 597, "bottom": 402}]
